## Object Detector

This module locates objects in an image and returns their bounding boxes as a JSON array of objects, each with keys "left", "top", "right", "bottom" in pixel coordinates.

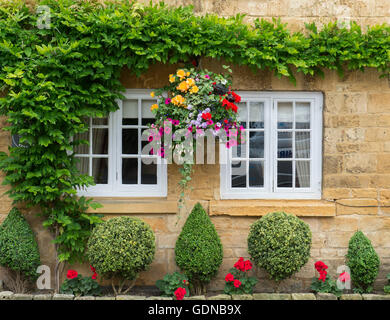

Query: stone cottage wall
[{"left": 0, "top": 0, "right": 389, "bottom": 293}]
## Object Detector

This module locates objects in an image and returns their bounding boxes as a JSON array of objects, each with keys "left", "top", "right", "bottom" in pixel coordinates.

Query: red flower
[
  {"left": 234, "top": 257, "right": 245, "bottom": 272},
  {"left": 314, "top": 261, "right": 328, "bottom": 272},
  {"left": 174, "top": 287, "right": 186, "bottom": 300},
  {"left": 66, "top": 270, "right": 78, "bottom": 279},
  {"left": 90, "top": 265, "right": 96, "bottom": 273},
  {"left": 222, "top": 99, "right": 238, "bottom": 113},
  {"left": 91, "top": 273, "right": 97, "bottom": 280},
  {"left": 201, "top": 112, "right": 212, "bottom": 121},
  {"left": 231, "top": 91, "right": 241, "bottom": 103},
  {"left": 318, "top": 270, "right": 327, "bottom": 282},
  {"left": 244, "top": 260, "right": 252, "bottom": 271},
  {"left": 225, "top": 273, "right": 234, "bottom": 282},
  {"left": 233, "top": 279, "right": 241, "bottom": 288}
]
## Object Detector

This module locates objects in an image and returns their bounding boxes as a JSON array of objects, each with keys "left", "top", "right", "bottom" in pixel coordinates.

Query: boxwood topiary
[
  {"left": 0, "top": 208, "right": 41, "bottom": 292},
  {"left": 346, "top": 230, "right": 380, "bottom": 293},
  {"left": 248, "top": 212, "right": 312, "bottom": 282},
  {"left": 86, "top": 216, "right": 155, "bottom": 295},
  {"left": 175, "top": 203, "right": 223, "bottom": 295}
]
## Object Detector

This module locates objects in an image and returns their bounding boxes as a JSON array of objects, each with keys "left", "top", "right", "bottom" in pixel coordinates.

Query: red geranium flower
[
  {"left": 66, "top": 270, "right": 78, "bottom": 279},
  {"left": 222, "top": 99, "right": 238, "bottom": 113},
  {"left": 91, "top": 273, "right": 97, "bottom": 280},
  {"left": 314, "top": 261, "right": 328, "bottom": 272},
  {"left": 233, "top": 279, "right": 242, "bottom": 288},
  {"left": 174, "top": 287, "right": 186, "bottom": 300},
  {"left": 225, "top": 273, "right": 234, "bottom": 282},
  {"left": 231, "top": 91, "right": 241, "bottom": 103},
  {"left": 244, "top": 260, "right": 252, "bottom": 271},
  {"left": 201, "top": 112, "right": 212, "bottom": 121},
  {"left": 90, "top": 265, "right": 96, "bottom": 273},
  {"left": 318, "top": 270, "right": 327, "bottom": 282},
  {"left": 234, "top": 257, "right": 246, "bottom": 272}
]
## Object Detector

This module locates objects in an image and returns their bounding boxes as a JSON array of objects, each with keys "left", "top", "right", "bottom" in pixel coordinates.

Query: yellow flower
[
  {"left": 150, "top": 104, "right": 158, "bottom": 111},
  {"left": 169, "top": 74, "right": 176, "bottom": 83},
  {"left": 186, "top": 71, "right": 190, "bottom": 77},
  {"left": 186, "top": 78, "right": 195, "bottom": 87},
  {"left": 171, "top": 95, "right": 186, "bottom": 106},
  {"left": 150, "top": 91, "right": 155, "bottom": 98},
  {"left": 176, "top": 69, "right": 186, "bottom": 79},
  {"left": 177, "top": 81, "right": 189, "bottom": 92},
  {"left": 190, "top": 85, "right": 199, "bottom": 94}
]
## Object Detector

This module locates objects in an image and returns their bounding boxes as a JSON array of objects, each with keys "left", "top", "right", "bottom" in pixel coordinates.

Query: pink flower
[
  {"left": 164, "top": 126, "right": 171, "bottom": 134},
  {"left": 339, "top": 272, "right": 350, "bottom": 282},
  {"left": 204, "top": 75, "right": 210, "bottom": 79},
  {"left": 165, "top": 98, "right": 171, "bottom": 104}
]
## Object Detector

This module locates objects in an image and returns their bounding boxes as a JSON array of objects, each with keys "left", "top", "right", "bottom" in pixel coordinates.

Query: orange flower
[
  {"left": 150, "top": 104, "right": 158, "bottom": 111},
  {"left": 171, "top": 95, "right": 186, "bottom": 106},
  {"left": 176, "top": 69, "right": 186, "bottom": 79},
  {"left": 169, "top": 74, "right": 176, "bottom": 83},
  {"left": 186, "top": 78, "right": 195, "bottom": 87},
  {"left": 177, "top": 81, "right": 189, "bottom": 92},
  {"left": 190, "top": 85, "right": 199, "bottom": 94},
  {"left": 186, "top": 71, "right": 190, "bottom": 77}
]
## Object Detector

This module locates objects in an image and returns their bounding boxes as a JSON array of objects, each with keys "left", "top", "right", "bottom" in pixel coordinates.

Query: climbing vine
[{"left": 0, "top": 0, "right": 388, "bottom": 289}]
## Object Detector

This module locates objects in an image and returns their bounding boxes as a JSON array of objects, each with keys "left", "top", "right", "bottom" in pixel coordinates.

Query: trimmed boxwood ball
[
  {"left": 86, "top": 216, "right": 155, "bottom": 282},
  {"left": 248, "top": 212, "right": 312, "bottom": 282},
  {"left": 175, "top": 203, "right": 223, "bottom": 295},
  {"left": 0, "top": 208, "right": 41, "bottom": 281},
  {"left": 346, "top": 231, "right": 380, "bottom": 293}
]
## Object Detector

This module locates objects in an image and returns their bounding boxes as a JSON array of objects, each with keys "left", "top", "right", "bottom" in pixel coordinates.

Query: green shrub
[
  {"left": 175, "top": 203, "right": 223, "bottom": 295},
  {"left": 0, "top": 208, "right": 41, "bottom": 292},
  {"left": 384, "top": 274, "right": 390, "bottom": 294},
  {"left": 346, "top": 231, "right": 380, "bottom": 293},
  {"left": 248, "top": 212, "right": 312, "bottom": 282},
  {"left": 86, "top": 216, "right": 155, "bottom": 294}
]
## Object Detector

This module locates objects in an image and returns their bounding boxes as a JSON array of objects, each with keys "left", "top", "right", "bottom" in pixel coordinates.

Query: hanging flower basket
[{"left": 146, "top": 66, "right": 245, "bottom": 204}]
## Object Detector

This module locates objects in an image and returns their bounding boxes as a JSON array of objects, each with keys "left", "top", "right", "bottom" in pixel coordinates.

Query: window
[
  {"left": 75, "top": 90, "right": 167, "bottom": 197},
  {"left": 220, "top": 92, "right": 323, "bottom": 199}
]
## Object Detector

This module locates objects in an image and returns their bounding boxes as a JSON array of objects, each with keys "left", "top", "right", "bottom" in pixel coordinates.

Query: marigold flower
[
  {"left": 176, "top": 69, "right": 186, "bottom": 79},
  {"left": 177, "top": 81, "right": 189, "bottom": 92},
  {"left": 150, "top": 104, "right": 158, "bottom": 111},
  {"left": 190, "top": 85, "right": 199, "bottom": 94}
]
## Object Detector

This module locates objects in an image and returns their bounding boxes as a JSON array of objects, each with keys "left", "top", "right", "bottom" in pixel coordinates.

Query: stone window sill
[{"left": 209, "top": 199, "right": 336, "bottom": 217}]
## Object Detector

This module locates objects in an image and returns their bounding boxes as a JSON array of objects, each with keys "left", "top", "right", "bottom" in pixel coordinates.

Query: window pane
[
  {"left": 278, "top": 132, "right": 292, "bottom": 158},
  {"left": 237, "top": 102, "right": 247, "bottom": 128},
  {"left": 75, "top": 157, "right": 89, "bottom": 175},
  {"left": 249, "top": 131, "right": 264, "bottom": 158},
  {"left": 249, "top": 102, "right": 264, "bottom": 129},
  {"left": 296, "top": 161, "right": 310, "bottom": 188},
  {"left": 92, "top": 158, "right": 108, "bottom": 184},
  {"left": 122, "top": 129, "right": 138, "bottom": 154},
  {"left": 296, "top": 102, "right": 310, "bottom": 129},
  {"left": 122, "top": 158, "right": 138, "bottom": 184},
  {"left": 249, "top": 161, "right": 264, "bottom": 187},
  {"left": 295, "top": 132, "right": 310, "bottom": 158},
  {"left": 92, "top": 117, "right": 108, "bottom": 125},
  {"left": 123, "top": 99, "right": 138, "bottom": 125},
  {"left": 277, "top": 102, "right": 293, "bottom": 129},
  {"left": 92, "top": 128, "right": 108, "bottom": 154},
  {"left": 141, "top": 100, "right": 156, "bottom": 126},
  {"left": 141, "top": 162, "right": 157, "bottom": 184},
  {"left": 277, "top": 161, "right": 292, "bottom": 188},
  {"left": 74, "top": 131, "right": 89, "bottom": 154},
  {"left": 231, "top": 160, "right": 246, "bottom": 188},
  {"left": 232, "top": 141, "right": 246, "bottom": 158}
]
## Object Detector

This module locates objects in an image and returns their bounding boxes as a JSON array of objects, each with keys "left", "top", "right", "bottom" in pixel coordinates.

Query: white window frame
[
  {"left": 76, "top": 89, "right": 167, "bottom": 198},
  {"left": 220, "top": 91, "right": 323, "bottom": 200}
]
